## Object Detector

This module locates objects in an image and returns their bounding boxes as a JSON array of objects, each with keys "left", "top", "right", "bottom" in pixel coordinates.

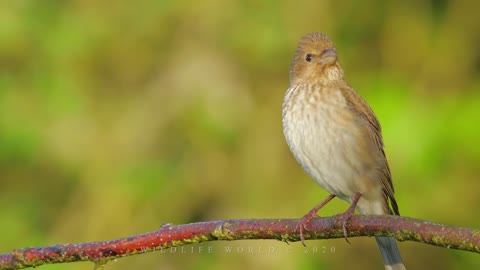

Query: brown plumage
[{"left": 282, "top": 32, "right": 405, "bottom": 270}]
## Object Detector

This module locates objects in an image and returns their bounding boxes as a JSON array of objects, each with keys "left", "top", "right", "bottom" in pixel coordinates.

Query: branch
[{"left": 0, "top": 215, "right": 478, "bottom": 269}]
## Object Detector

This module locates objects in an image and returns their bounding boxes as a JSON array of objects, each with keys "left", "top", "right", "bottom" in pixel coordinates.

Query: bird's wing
[{"left": 340, "top": 84, "right": 400, "bottom": 215}]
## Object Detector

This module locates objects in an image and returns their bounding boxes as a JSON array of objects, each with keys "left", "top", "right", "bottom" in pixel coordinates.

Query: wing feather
[{"left": 339, "top": 84, "right": 400, "bottom": 215}]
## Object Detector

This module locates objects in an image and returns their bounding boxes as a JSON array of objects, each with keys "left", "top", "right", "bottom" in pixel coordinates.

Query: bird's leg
[
  {"left": 296, "top": 194, "right": 336, "bottom": 246},
  {"left": 335, "top": 192, "right": 362, "bottom": 243}
]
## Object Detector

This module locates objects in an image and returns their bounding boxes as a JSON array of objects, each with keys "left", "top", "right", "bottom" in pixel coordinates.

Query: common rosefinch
[{"left": 282, "top": 32, "right": 406, "bottom": 270}]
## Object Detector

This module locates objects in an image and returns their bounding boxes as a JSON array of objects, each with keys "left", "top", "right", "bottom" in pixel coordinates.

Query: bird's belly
[{"left": 283, "top": 102, "right": 371, "bottom": 200}]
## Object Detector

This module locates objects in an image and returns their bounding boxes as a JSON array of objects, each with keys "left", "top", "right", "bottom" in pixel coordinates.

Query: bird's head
[{"left": 289, "top": 32, "right": 344, "bottom": 86}]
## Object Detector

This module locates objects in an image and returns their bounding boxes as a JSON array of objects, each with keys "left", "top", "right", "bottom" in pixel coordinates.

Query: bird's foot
[
  {"left": 295, "top": 210, "right": 317, "bottom": 247},
  {"left": 296, "top": 194, "right": 336, "bottom": 246},
  {"left": 334, "top": 192, "right": 362, "bottom": 243}
]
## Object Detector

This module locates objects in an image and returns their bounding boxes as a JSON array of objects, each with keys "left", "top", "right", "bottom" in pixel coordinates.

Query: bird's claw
[
  {"left": 334, "top": 211, "right": 354, "bottom": 243},
  {"left": 296, "top": 194, "right": 337, "bottom": 246},
  {"left": 334, "top": 192, "right": 362, "bottom": 243},
  {"left": 296, "top": 215, "right": 314, "bottom": 247}
]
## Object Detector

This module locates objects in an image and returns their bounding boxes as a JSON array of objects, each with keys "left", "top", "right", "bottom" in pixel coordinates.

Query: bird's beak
[{"left": 319, "top": 49, "right": 337, "bottom": 65}]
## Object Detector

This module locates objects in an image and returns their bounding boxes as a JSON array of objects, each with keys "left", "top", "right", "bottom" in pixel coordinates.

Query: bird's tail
[{"left": 375, "top": 237, "right": 406, "bottom": 270}]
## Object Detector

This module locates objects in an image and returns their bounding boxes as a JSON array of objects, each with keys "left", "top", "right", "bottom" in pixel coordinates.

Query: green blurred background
[{"left": 1, "top": 0, "right": 479, "bottom": 269}]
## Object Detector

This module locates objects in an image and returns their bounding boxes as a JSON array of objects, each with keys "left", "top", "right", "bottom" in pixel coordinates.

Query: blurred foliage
[{"left": 1, "top": 0, "right": 479, "bottom": 269}]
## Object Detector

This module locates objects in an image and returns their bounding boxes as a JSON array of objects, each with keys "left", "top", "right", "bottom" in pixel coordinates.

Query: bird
[{"left": 282, "top": 32, "right": 406, "bottom": 270}]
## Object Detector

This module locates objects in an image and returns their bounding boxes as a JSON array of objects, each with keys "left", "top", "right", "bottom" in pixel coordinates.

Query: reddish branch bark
[{"left": 0, "top": 215, "right": 478, "bottom": 269}]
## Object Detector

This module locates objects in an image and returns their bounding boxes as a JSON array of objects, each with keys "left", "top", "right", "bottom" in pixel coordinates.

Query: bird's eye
[{"left": 305, "top": 53, "right": 312, "bottom": 62}]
